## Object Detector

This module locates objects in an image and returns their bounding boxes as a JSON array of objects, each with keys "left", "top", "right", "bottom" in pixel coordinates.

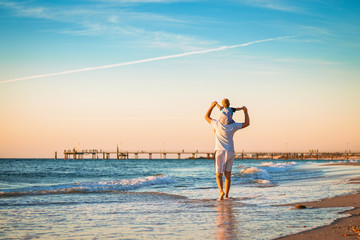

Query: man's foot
[
  {"left": 218, "top": 192, "right": 225, "bottom": 201},
  {"left": 224, "top": 196, "right": 233, "bottom": 200}
]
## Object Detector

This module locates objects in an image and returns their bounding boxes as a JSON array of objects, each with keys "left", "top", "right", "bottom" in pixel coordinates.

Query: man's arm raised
[
  {"left": 205, "top": 101, "right": 217, "bottom": 124},
  {"left": 242, "top": 107, "right": 250, "bottom": 128}
]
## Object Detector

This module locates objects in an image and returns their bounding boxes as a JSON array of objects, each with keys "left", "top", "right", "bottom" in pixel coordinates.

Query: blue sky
[
  {"left": 1, "top": 0, "right": 358, "bottom": 65},
  {"left": 0, "top": 0, "right": 359, "bottom": 157},
  {"left": 1, "top": 1, "right": 359, "bottom": 65}
]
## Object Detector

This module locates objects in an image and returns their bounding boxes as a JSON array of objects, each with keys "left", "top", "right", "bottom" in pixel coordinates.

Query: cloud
[
  {"left": 0, "top": 36, "right": 294, "bottom": 84},
  {"left": 274, "top": 58, "right": 339, "bottom": 65},
  {"left": 144, "top": 31, "right": 216, "bottom": 51},
  {"left": 108, "top": 15, "right": 119, "bottom": 23},
  {"left": 0, "top": 0, "right": 206, "bottom": 50},
  {"left": 237, "top": 0, "right": 303, "bottom": 12},
  {"left": 99, "top": 0, "right": 196, "bottom": 3},
  {"left": 0, "top": 1, "right": 51, "bottom": 18}
]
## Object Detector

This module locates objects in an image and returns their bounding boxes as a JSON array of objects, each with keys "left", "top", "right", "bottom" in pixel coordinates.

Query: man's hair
[{"left": 222, "top": 98, "right": 230, "bottom": 108}]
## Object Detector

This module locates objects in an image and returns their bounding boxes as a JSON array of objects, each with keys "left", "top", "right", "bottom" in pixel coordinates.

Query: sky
[{"left": 0, "top": 0, "right": 359, "bottom": 158}]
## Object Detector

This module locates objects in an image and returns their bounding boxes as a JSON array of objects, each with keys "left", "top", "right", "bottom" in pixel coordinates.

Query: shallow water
[{"left": 1, "top": 158, "right": 359, "bottom": 239}]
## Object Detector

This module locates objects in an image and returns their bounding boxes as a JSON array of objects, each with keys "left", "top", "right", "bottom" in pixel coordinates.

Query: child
[{"left": 216, "top": 98, "right": 244, "bottom": 125}]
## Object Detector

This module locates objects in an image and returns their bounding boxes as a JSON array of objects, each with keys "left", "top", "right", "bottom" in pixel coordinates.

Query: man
[{"left": 205, "top": 99, "right": 250, "bottom": 200}]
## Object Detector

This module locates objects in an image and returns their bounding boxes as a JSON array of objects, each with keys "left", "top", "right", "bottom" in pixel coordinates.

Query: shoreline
[{"left": 275, "top": 162, "right": 360, "bottom": 240}]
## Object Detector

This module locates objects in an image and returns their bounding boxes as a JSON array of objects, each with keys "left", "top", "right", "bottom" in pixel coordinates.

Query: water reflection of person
[{"left": 215, "top": 201, "right": 238, "bottom": 240}]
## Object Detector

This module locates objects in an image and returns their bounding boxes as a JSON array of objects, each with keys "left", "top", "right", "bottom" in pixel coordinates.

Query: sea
[{"left": 1, "top": 158, "right": 359, "bottom": 240}]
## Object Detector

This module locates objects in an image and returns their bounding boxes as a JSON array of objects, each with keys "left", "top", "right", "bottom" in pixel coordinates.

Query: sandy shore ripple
[{"left": 276, "top": 162, "right": 360, "bottom": 240}]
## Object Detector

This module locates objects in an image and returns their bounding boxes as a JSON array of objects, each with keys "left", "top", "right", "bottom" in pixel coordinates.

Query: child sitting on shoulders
[{"left": 216, "top": 98, "right": 244, "bottom": 125}]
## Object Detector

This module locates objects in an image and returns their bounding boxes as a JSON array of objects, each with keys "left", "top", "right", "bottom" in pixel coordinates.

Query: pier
[
  {"left": 63, "top": 147, "right": 215, "bottom": 160},
  {"left": 60, "top": 147, "right": 359, "bottom": 160}
]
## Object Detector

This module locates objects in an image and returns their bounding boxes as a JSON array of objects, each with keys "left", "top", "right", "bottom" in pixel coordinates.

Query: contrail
[{"left": 1, "top": 36, "right": 294, "bottom": 84}]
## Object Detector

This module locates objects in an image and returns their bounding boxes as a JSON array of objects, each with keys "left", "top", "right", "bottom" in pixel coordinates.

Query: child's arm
[
  {"left": 234, "top": 106, "right": 245, "bottom": 111},
  {"left": 216, "top": 103, "right": 223, "bottom": 110}
]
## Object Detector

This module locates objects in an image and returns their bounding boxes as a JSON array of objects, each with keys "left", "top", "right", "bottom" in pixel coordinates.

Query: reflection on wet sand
[{"left": 216, "top": 200, "right": 239, "bottom": 240}]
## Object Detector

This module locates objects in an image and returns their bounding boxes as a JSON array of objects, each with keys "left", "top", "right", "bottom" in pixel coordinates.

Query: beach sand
[{"left": 276, "top": 162, "right": 360, "bottom": 240}]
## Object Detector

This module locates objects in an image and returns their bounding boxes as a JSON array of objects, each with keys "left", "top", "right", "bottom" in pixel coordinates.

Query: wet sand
[{"left": 276, "top": 162, "right": 360, "bottom": 240}]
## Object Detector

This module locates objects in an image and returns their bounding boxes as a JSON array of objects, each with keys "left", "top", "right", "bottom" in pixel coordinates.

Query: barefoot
[
  {"left": 224, "top": 196, "right": 233, "bottom": 200},
  {"left": 218, "top": 192, "right": 225, "bottom": 201}
]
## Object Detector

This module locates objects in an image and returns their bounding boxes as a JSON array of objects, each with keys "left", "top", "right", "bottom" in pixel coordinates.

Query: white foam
[
  {"left": 257, "top": 162, "right": 297, "bottom": 175},
  {"left": 238, "top": 167, "right": 272, "bottom": 183},
  {"left": 240, "top": 167, "right": 261, "bottom": 174},
  {"left": 255, "top": 179, "right": 271, "bottom": 184},
  {"left": 79, "top": 175, "right": 176, "bottom": 191},
  {"left": 259, "top": 162, "right": 297, "bottom": 168},
  {"left": 1, "top": 175, "right": 176, "bottom": 197}
]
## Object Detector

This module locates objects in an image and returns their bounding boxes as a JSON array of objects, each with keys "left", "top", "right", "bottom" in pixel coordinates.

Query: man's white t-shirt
[{"left": 211, "top": 119, "right": 243, "bottom": 152}]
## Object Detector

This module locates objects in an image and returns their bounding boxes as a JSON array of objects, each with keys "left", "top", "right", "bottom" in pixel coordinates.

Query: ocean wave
[
  {"left": 235, "top": 162, "right": 297, "bottom": 186},
  {"left": 237, "top": 167, "right": 272, "bottom": 185},
  {"left": 257, "top": 162, "right": 297, "bottom": 175},
  {"left": 0, "top": 175, "right": 176, "bottom": 198},
  {"left": 82, "top": 174, "right": 175, "bottom": 189},
  {"left": 239, "top": 167, "right": 271, "bottom": 179},
  {"left": 239, "top": 167, "right": 262, "bottom": 175},
  {"left": 258, "top": 162, "right": 297, "bottom": 168},
  {"left": 254, "top": 179, "right": 271, "bottom": 184}
]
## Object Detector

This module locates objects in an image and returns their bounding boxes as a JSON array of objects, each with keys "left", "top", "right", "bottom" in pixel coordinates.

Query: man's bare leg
[
  {"left": 216, "top": 173, "right": 225, "bottom": 200},
  {"left": 224, "top": 171, "right": 231, "bottom": 199}
]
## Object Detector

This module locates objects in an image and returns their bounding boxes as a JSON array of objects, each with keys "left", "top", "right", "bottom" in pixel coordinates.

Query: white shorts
[{"left": 215, "top": 150, "right": 235, "bottom": 173}]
